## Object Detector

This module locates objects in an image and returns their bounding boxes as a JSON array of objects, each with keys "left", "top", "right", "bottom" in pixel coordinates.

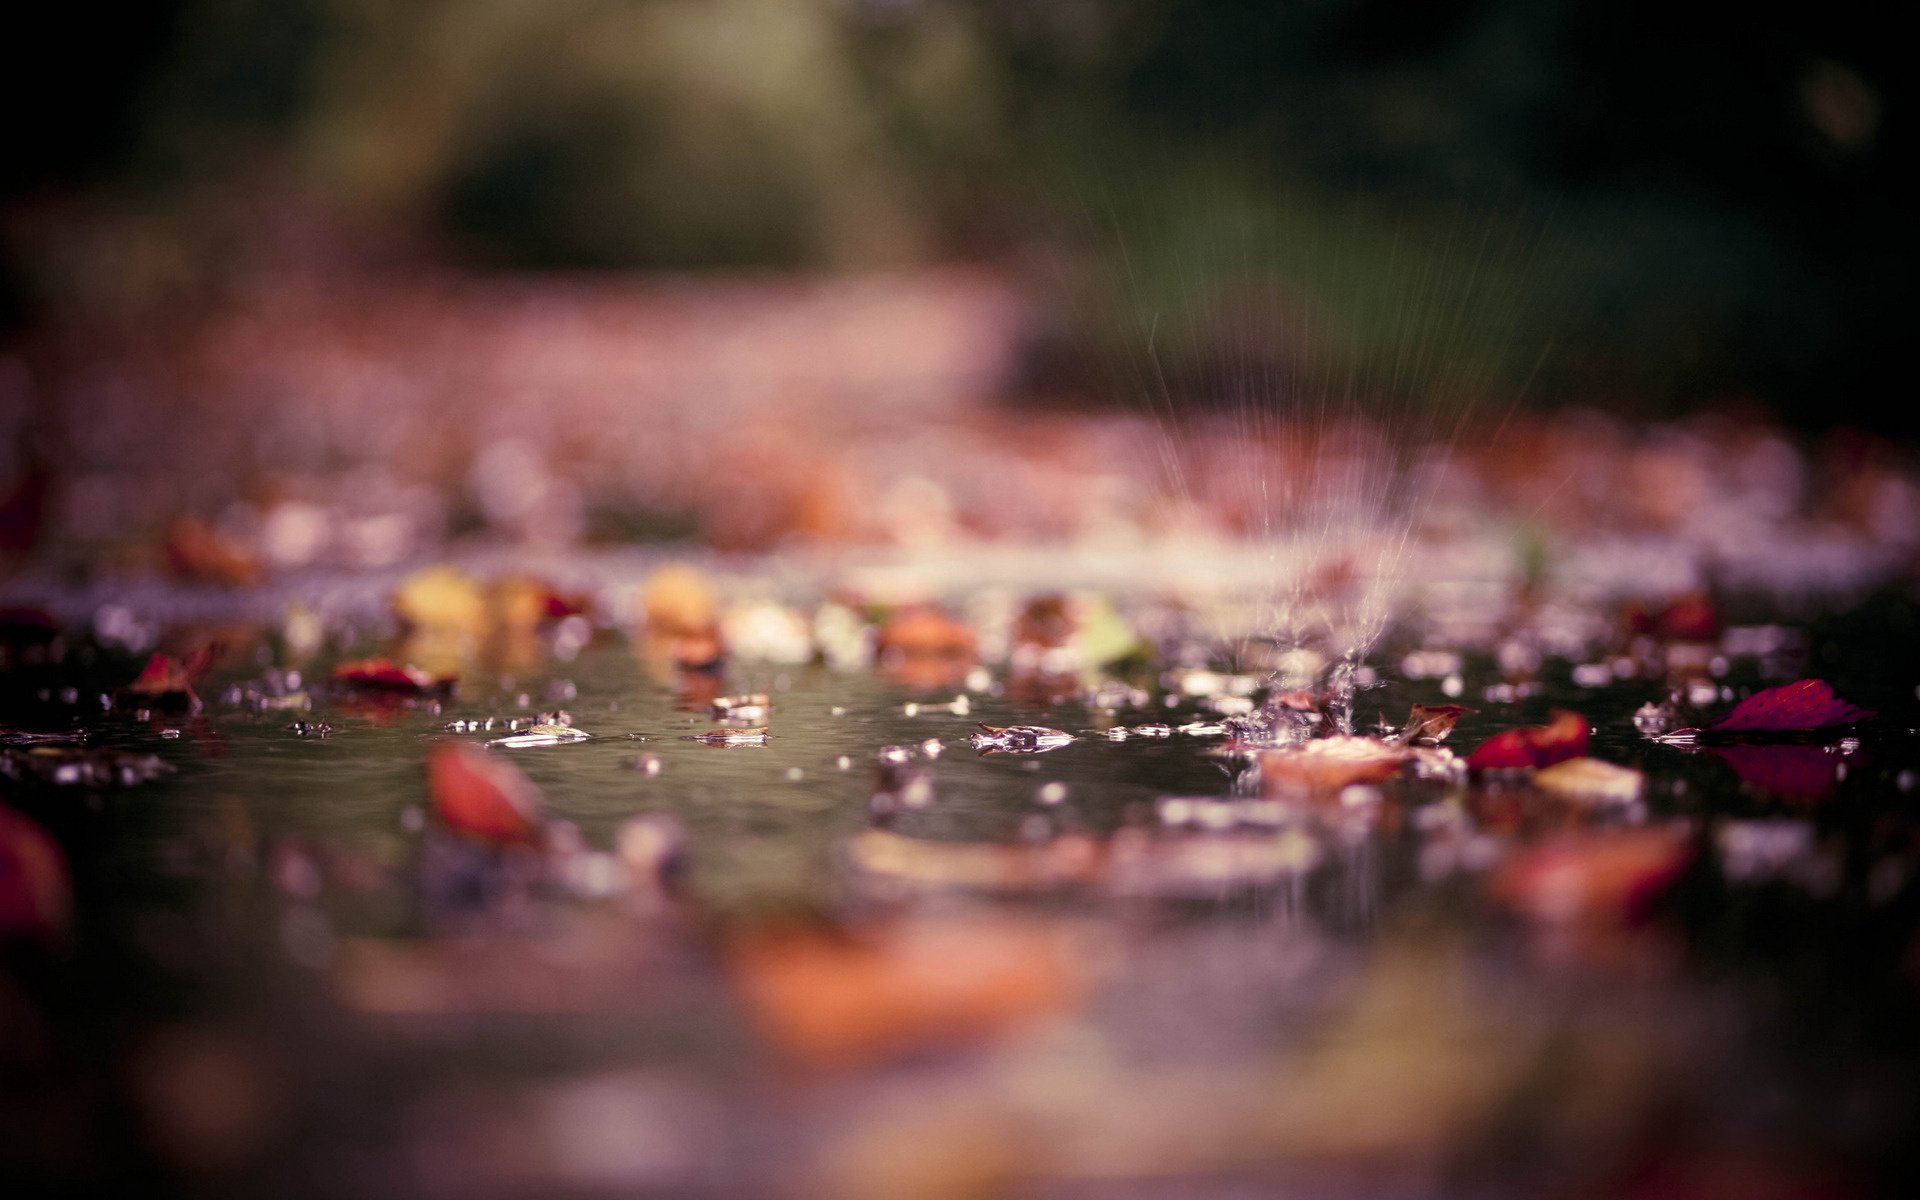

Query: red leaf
[
  {"left": 1, "top": 804, "right": 70, "bottom": 941},
  {"left": 1659, "top": 593, "right": 1721, "bottom": 642},
  {"left": 1466, "top": 709, "right": 1591, "bottom": 772},
  {"left": 128, "top": 652, "right": 193, "bottom": 695},
  {"left": 1705, "top": 744, "right": 1844, "bottom": 801},
  {"left": 331, "top": 658, "right": 452, "bottom": 695},
  {"left": 1530, "top": 709, "right": 1591, "bottom": 766},
  {"left": 1491, "top": 828, "right": 1691, "bottom": 927},
  {"left": 426, "top": 743, "right": 542, "bottom": 845},
  {"left": 1706, "top": 679, "right": 1874, "bottom": 733},
  {"left": 1466, "top": 728, "right": 1537, "bottom": 771}
]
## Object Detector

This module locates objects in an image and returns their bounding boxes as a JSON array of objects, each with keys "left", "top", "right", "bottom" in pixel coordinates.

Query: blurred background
[{"left": 0, "top": 0, "right": 1911, "bottom": 569}]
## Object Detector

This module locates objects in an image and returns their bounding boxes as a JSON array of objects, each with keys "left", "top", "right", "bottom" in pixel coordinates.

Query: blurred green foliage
[{"left": 3, "top": 0, "right": 1909, "bottom": 425}]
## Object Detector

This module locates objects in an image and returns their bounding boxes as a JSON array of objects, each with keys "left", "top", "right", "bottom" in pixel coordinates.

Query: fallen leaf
[
  {"left": 1490, "top": 827, "right": 1691, "bottom": 926},
  {"left": 1466, "top": 710, "right": 1590, "bottom": 773},
  {"left": 426, "top": 742, "right": 542, "bottom": 844},
  {"left": 0, "top": 803, "right": 70, "bottom": 940},
  {"left": 1397, "top": 703, "right": 1473, "bottom": 744},
  {"left": 728, "top": 915, "right": 1081, "bottom": 1068},
  {"left": 1705, "top": 679, "right": 1874, "bottom": 734},
  {"left": 1531, "top": 756, "right": 1645, "bottom": 805},
  {"left": 330, "top": 657, "right": 453, "bottom": 696},
  {"left": 125, "top": 645, "right": 221, "bottom": 710},
  {"left": 1261, "top": 736, "right": 1408, "bottom": 795}
]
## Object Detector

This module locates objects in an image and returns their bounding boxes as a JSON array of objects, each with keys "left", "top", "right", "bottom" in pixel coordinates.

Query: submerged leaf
[{"left": 1705, "top": 679, "right": 1874, "bottom": 734}]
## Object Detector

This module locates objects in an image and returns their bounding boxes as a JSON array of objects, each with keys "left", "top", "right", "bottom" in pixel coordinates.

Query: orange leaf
[{"left": 426, "top": 743, "right": 542, "bottom": 845}]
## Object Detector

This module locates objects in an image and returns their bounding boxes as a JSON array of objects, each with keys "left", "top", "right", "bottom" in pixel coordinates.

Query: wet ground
[{"left": 6, "top": 570, "right": 1920, "bottom": 1199}]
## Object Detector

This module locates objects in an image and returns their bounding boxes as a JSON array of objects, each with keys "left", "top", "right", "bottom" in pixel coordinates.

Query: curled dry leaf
[
  {"left": 1704, "top": 679, "right": 1874, "bottom": 735},
  {"left": 426, "top": 742, "right": 542, "bottom": 845},
  {"left": 1397, "top": 703, "right": 1474, "bottom": 745},
  {"left": 1466, "top": 710, "right": 1590, "bottom": 773},
  {"left": 1, "top": 803, "right": 71, "bottom": 940}
]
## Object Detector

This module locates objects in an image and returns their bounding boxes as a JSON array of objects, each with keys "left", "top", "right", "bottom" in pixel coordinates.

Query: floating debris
[
  {"left": 1129, "top": 723, "right": 1172, "bottom": 738},
  {"left": 1, "top": 745, "right": 175, "bottom": 788},
  {"left": 1633, "top": 701, "right": 1677, "bottom": 736},
  {"left": 710, "top": 693, "right": 771, "bottom": 721},
  {"left": 0, "top": 728, "right": 85, "bottom": 747},
  {"left": 902, "top": 694, "right": 971, "bottom": 717},
  {"left": 686, "top": 727, "right": 770, "bottom": 747},
  {"left": 1176, "top": 720, "right": 1231, "bottom": 738},
  {"left": 488, "top": 723, "right": 591, "bottom": 749},
  {"left": 1085, "top": 680, "right": 1149, "bottom": 711},
  {"left": 287, "top": 721, "right": 333, "bottom": 738},
  {"left": 970, "top": 724, "right": 1074, "bottom": 754}
]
